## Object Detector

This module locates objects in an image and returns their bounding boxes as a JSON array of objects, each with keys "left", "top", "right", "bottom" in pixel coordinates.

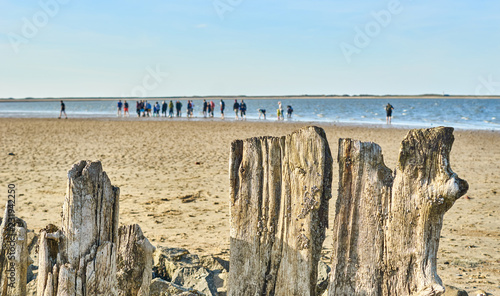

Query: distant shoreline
[
  {"left": 1, "top": 116, "right": 498, "bottom": 132},
  {"left": 1, "top": 95, "right": 499, "bottom": 102}
]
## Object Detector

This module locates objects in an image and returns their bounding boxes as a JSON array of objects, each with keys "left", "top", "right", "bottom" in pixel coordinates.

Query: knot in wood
[
  {"left": 345, "top": 157, "right": 352, "bottom": 169},
  {"left": 297, "top": 233, "right": 310, "bottom": 250},
  {"left": 298, "top": 191, "right": 319, "bottom": 219}
]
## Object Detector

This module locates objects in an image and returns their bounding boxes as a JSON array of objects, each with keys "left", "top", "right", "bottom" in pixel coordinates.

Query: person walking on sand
[
  {"left": 239, "top": 100, "right": 247, "bottom": 120},
  {"left": 59, "top": 100, "right": 67, "bottom": 119},
  {"left": 220, "top": 99, "right": 225, "bottom": 119},
  {"left": 136, "top": 101, "right": 141, "bottom": 117},
  {"left": 386, "top": 103, "right": 394, "bottom": 124},
  {"left": 207, "top": 100, "right": 212, "bottom": 118},
  {"left": 162, "top": 100, "right": 167, "bottom": 117},
  {"left": 168, "top": 100, "right": 174, "bottom": 118},
  {"left": 146, "top": 101, "right": 152, "bottom": 117},
  {"left": 233, "top": 99, "right": 239, "bottom": 120},
  {"left": 117, "top": 100, "right": 123, "bottom": 117},
  {"left": 124, "top": 100, "right": 129, "bottom": 117},
  {"left": 210, "top": 100, "right": 215, "bottom": 117},
  {"left": 140, "top": 100, "right": 145, "bottom": 117},
  {"left": 175, "top": 100, "right": 182, "bottom": 117},
  {"left": 187, "top": 100, "right": 193, "bottom": 118},
  {"left": 202, "top": 100, "right": 208, "bottom": 117},
  {"left": 277, "top": 101, "right": 283, "bottom": 121},
  {"left": 155, "top": 102, "right": 161, "bottom": 117}
]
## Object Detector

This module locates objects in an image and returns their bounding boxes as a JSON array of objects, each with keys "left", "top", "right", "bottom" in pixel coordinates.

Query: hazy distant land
[{"left": 1, "top": 94, "right": 499, "bottom": 102}]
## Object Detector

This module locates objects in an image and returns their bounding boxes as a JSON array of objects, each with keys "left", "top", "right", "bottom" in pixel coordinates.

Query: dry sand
[{"left": 0, "top": 118, "right": 498, "bottom": 294}]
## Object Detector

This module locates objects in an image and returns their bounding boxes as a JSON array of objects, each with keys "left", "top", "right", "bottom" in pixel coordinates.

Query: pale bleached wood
[
  {"left": 228, "top": 126, "right": 333, "bottom": 296},
  {"left": 329, "top": 139, "right": 392, "bottom": 295},
  {"left": 329, "top": 127, "right": 468, "bottom": 296},
  {"left": 0, "top": 202, "right": 29, "bottom": 296},
  {"left": 117, "top": 224, "right": 155, "bottom": 296},
  {"left": 37, "top": 161, "right": 157, "bottom": 296},
  {"left": 37, "top": 160, "right": 120, "bottom": 296},
  {"left": 385, "top": 127, "right": 468, "bottom": 295}
]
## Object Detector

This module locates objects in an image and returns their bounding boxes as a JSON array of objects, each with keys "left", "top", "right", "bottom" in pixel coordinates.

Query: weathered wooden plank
[{"left": 229, "top": 126, "right": 333, "bottom": 296}]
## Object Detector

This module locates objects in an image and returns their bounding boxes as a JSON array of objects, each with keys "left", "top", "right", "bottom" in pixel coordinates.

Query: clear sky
[{"left": 1, "top": 0, "right": 499, "bottom": 98}]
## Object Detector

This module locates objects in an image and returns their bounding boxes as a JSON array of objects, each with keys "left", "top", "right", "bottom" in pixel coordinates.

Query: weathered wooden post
[
  {"left": 37, "top": 160, "right": 120, "bottom": 296},
  {"left": 329, "top": 127, "right": 468, "bottom": 296},
  {"left": 329, "top": 139, "right": 392, "bottom": 295},
  {"left": 0, "top": 201, "right": 29, "bottom": 296},
  {"left": 36, "top": 161, "right": 156, "bottom": 296},
  {"left": 117, "top": 224, "right": 156, "bottom": 296},
  {"left": 228, "top": 126, "right": 333, "bottom": 296}
]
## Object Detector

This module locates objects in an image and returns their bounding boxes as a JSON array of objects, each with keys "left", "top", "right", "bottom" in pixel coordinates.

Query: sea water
[{"left": 0, "top": 98, "right": 498, "bottom": 131}]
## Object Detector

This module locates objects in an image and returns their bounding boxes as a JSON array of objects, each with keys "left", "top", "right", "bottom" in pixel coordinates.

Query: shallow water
[{"left": 0, "top": 98, "right": 498, "bottom": 131}]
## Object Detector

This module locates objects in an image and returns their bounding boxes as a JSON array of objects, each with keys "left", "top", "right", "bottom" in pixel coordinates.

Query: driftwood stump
[
  {"left": 37, "top": 160, "right": 120, "bottom": 296},
  {"left": 329, "top": 127, "right": 468, "bottom": 295},
  {"left": 0, "top": 201, "right": 29, "bottom": 295},
  {"left": 117, "top": 224, "right": 155, "bottom": 296},
  {"left": 228, "top": 126, "right": 333, "bottom": 295}
]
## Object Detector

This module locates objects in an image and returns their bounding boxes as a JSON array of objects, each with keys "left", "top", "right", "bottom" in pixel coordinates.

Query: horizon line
[{"left": 1, "top": 94, "right": 500, "bottom": 102}]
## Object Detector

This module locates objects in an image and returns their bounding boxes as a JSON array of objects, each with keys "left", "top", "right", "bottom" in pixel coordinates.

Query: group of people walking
[
  {"left": 202, "top": 99, "right": 217, "bottom": 118},
  {"left": 116, "top": 100, "right": 130, "bottom": 117},
  {"left": 124, "top": 99, "right": 254, "bottom": 120},
  {"left": 133, "top": 100, "right": 185, "bottom": 118},
  {"left": 275, "top": 101, "right": 294, "bottom": 120},
  {"left": 61, "top": 99, "right": 395, "bottom": 123},
  {"left": 120, "top": 99, "right": 295, "bottom": 120},
  {"left": 256, "top": 101, "right": 293, "bottom": 120},
  {"left": 232, "top": 100, "right": 247, "bottom": 120}
]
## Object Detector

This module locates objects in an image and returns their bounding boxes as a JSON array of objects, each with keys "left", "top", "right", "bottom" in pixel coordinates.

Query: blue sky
[{"left": 0, "top": 0, "right": 499, "bottom": 98}]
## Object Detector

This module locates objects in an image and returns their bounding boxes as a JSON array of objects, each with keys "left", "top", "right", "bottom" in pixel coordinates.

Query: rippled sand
[{"left": 0, "top": 118, "right": 498, "bottom": 293}]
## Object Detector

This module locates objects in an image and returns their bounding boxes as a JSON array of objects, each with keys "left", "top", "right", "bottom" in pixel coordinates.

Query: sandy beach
[{"left": 1, "top": 118, "right": 498, "bottom": 294}]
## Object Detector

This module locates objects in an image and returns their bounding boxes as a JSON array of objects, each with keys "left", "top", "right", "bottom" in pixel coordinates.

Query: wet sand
[{"left": 0, "top": 118, "right": 498, "bottom": 294}]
